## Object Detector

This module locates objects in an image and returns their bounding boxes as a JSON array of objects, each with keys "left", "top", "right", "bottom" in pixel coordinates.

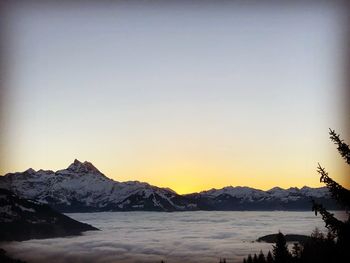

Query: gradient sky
[{"left": 1, "top": 1, "right": 349, "bottom": 194}]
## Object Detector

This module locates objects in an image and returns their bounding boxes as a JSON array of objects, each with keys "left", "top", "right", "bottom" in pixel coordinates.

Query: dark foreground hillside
[{"left": 0, "top": 188, "right": 98, "bottom": 241}]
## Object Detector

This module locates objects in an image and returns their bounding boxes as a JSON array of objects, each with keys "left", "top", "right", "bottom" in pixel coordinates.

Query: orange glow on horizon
[{"left": 1, "top": 155, "right": 349, "bottom": 195}]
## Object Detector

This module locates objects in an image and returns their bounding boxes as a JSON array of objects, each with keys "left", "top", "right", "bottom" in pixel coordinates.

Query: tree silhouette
[
  {"left": 247, "top": 254, "right": 253, "bottom": 263},
  {"left": 258, "top": 250, "right": 266, "bottom": 263},
  {"left": 272, "top": 232, "right": 291, "bottom": 263},
  {"left": 266, "top": 251, "right": 273, "bottom": 263},
  {"left": 312, "top": 129, "right": 350, "bottom": 251}
]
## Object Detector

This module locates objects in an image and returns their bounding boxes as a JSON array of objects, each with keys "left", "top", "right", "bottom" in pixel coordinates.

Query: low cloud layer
[{"left": 3, "top": 211, "right": 333, "bottom": 263}]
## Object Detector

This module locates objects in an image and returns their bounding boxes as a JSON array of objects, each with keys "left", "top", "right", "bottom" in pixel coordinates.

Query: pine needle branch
[
  {"left": 312, "top": 201, "right": 344, "bottom": 235},
  {"left": 329, "top": 128, "right": 350, "bottom": 165},
  {"left": 317, "top": 164, "right": 350, "bottom": 209}
]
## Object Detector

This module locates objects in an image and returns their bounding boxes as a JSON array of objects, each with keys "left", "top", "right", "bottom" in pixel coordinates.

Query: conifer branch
[
  {"left": 317, "top": 164, "right": 350, "bottom": 209},
  {"left": 329, "top": 129, "right": 350, "bottom": 165},
  {"left": 312, "top": 201, "right": 344, "bottom": 235}
]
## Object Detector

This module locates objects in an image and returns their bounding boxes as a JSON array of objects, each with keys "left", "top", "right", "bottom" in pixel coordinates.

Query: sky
[{"left": 1, "top": 1, "right": 349, "bottom": 194}]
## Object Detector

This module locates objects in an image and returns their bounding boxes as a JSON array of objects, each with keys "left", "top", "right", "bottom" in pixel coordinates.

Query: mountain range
[{"left": 0, "top": 159, "right": 338, "bottom": 212}]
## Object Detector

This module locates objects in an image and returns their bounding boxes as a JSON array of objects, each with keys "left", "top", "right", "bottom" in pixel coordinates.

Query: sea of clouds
[{"left": 3, "top": 211, "right": 342, "bottom": 263}]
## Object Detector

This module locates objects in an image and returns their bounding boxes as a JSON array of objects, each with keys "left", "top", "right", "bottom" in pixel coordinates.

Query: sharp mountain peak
[{"left": 67, "top": 159, "right": 102, "bottom": 174}]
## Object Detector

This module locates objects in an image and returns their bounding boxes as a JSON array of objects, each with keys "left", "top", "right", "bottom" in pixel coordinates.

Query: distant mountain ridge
[{"left": 0, "top": 159, "right": 339, "bottom": 212}]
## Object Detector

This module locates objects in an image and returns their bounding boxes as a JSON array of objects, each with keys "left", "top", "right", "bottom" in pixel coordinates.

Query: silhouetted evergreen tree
[
  {"left": 247, "top": 254, "right": 253, "bottom": 263},
  {"left": 258, "top": 250, "right": 266, "bottom": 263},
  {"left": 243, "top": 258, "right": 247, "bottom": 263},
  {"left": 312, "top": 129, "right": 350, "bottom": 261},
  {"left": 266, "top": 251, "right": 273, "bottom": 263},
  {"left": 272, "top": 232, "right": 291, "bottom": 263},
  {"left": 299, "top": 227, "right": 337, "bottom": 263},
  {"left": 253, "top": 254, "right": 258, "bottom": 263}
]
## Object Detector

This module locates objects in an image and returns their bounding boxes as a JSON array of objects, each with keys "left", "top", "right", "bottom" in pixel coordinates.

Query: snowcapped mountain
[
  {"left": 0, "top": 188, "right": 98, "bottom": 241},
  {"left": 0, "top": 160, "right": 337, "bottom": 212},
  {"left": 200, "top": 185, "right": 330, "bottom": 201},
  {"left": 200, "top": 186, "right": 266, "bottom": 200},
  {"left": 189, "top": 185, "right": 334, "bottom": 210},
  {"left": 0, "top": 159, "right": 193, "bottom": 212}
]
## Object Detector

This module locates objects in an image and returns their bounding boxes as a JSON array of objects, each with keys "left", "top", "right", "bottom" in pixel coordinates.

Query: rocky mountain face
[
  {"left": 0, "top": 160, "right": 338, "bottom": 212},
  {"left": 0, "top": 188, "right": 98, "bottom": 241}
]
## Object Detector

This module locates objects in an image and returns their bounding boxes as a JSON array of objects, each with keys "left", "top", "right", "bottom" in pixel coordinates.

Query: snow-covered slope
[
  {"left": 201, "top": 186, "right": 266, "bottom": 200},
  {"left": 192, "top": 185, "right": 333, "bottom": 210},
  {"left": 199, "top": 185, "right": 330, "bottom": 202},
  {"left": 0, "top": 159, "right": 191, "bottom": 212},
  {"left": 0, "top": 160, "right": 336, "bottom": 212}
]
